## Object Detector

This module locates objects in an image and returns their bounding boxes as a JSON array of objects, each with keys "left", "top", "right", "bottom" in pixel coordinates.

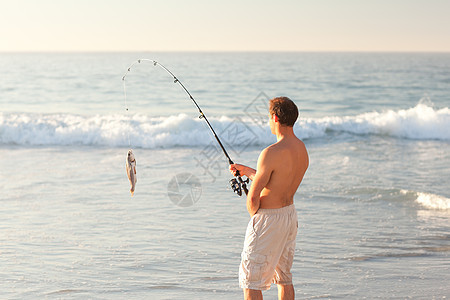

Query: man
[{"left": 229, "top": 97, "right": 309, "bottom": 300}]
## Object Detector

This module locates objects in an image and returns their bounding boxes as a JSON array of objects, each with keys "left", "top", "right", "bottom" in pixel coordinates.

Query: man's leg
[
  {"left": 277, "top": 284, "right": 295, "bottom": 300},
  {"left": 243, "top": 288, "right": 263, "bottom": 300}
]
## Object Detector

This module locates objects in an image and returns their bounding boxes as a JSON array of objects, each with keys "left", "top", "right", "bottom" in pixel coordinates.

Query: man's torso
[{"left": 259, "top": 137, "right": 309, "bottom": 209}]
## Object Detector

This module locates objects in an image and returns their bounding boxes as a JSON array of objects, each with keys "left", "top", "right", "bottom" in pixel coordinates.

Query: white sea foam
[
  {"left": 401, "top": 190, "right": 450, "bottom": 210},
  {"left": 1, "top": 103, "right": 449, "bottom": 147},
  {"left": 307, "top": 103, "right": 450, "bottom": 140},
  {"left": 416, "top": 192, "right": 450, "bottom": 210}
]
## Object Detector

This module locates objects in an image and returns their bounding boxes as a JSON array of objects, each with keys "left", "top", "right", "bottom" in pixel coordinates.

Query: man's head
[{"left": 269, "top": 97, "right": 298, "bottom": 127}]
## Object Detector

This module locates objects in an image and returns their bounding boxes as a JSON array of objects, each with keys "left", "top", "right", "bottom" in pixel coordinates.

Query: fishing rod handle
[{"left": 239, "top": 177, "right": 249, "bottom": 195}]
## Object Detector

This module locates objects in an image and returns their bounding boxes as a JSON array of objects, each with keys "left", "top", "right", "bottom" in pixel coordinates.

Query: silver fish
[{"left": 126, "top": 149, "right": 137, "bottom": 196}]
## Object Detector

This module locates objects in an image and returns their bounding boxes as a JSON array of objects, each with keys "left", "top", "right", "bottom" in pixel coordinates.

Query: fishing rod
[{"left": 122, "top": 59, "right": 249, "bottom": 196}]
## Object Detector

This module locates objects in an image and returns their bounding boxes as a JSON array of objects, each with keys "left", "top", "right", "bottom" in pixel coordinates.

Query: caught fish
[{"left": 126, "top": 149, "right": 137, "bottom": 196}]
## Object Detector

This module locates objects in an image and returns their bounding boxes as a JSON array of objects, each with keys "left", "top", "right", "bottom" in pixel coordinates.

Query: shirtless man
[{"left": 230, "top": 97, "right": 309, "bottom": 300}]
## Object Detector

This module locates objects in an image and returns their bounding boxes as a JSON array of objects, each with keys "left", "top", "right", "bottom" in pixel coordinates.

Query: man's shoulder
[
  {"left": 262, "top": 143, "right": 280, "bottom": 155},
  {"left": 257, "top": 144, "right": 278, "bottom": 163},
  {"left": 267, "top": 136, "right": 303, "bottom": 151},
  {"left": 259, "top": 143, "right": 285, "bottom": 164}
]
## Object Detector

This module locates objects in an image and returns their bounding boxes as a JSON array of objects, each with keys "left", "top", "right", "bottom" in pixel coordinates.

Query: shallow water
[{"left": 0, "top": 52, "right": 449, "bottom": 299}]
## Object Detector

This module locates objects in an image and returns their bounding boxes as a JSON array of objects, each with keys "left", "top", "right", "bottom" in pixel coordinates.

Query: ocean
[{"left": 0, "top": 52, "right": 449, "bottom": 299}]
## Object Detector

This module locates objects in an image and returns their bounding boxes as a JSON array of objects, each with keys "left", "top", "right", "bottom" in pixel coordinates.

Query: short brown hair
[{"left": 269, "top": 97, "right": 298, "bottom": 127}]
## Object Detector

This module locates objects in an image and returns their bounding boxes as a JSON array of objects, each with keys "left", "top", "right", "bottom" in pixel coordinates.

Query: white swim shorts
[{"left": 239, "top": 204, "right": 298, "bottom": 290}]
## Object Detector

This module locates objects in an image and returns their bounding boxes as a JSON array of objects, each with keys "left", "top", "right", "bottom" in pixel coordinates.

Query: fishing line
[
  {"left": 122, "top": 59, "right": 249, "bottom": 196},
  {"left": 122, "top": 76, "right": 131, "bottom": 147}
]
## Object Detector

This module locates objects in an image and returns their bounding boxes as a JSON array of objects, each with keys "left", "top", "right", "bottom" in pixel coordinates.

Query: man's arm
[{"left": 246, "top": 148, "right": 273, "bottom": 216}]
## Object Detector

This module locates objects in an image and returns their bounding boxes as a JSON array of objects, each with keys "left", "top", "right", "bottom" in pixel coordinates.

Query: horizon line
[{"left": 1, "top": 49, "right": 450, "bottom": 54}]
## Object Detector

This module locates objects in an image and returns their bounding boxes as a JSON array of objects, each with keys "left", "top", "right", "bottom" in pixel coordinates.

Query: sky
[{"left": 1, "top": 0, "right": 449, "bottom": 52}]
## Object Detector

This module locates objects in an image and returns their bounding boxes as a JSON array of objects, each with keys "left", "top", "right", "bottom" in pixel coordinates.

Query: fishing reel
[{"left": 230, "top": 176, "right": 249, "bottom": 197}]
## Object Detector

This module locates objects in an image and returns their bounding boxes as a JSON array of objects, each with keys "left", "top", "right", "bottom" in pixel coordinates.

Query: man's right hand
[
  {"left": 229, "top": 164, "right": 256, "bottom": 180},
  {"left": 229, "top": 164, "right": 242, "bottom": 177}
]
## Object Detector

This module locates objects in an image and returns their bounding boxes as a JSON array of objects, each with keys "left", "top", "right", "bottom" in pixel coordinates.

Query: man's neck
[{"left": 275, "top": 126, "right": 296, "bottom": 142}]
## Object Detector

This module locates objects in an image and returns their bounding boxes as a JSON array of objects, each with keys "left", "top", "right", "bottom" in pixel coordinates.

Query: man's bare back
[
  {"left": 230, "top": 113, "right": 309, "bottom": 216},
  {"left": 258, "top": 136, "right": 308, "bottom": 209}
]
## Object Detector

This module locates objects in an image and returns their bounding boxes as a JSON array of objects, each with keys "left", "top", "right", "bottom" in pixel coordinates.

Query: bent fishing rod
[{"left": 122, "top": 59, "right": 249, "bottom": 196}]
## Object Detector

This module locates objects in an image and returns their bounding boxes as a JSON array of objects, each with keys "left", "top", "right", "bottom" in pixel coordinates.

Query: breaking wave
[
  {"left": 416, "top": 192, "right": 450, "bottom": 210},
  {"left": 401, "top": 190, "right": 450, "bottom": 210},
  {"left": 0, "top": 103, "right": 449, "bottom": 148},
  {"left": 307, "top": 103, "right": 450, "bottom": 140}
]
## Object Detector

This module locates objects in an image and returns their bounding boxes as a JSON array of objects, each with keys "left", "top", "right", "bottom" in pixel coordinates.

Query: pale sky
[{"left": 1, "top": 0, "right": 449, "bottom": 52}]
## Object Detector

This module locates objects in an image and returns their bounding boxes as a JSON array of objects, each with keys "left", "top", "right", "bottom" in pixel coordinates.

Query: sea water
[{"left": 0, "top": 52, "right": 449, "bottom": 299}]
